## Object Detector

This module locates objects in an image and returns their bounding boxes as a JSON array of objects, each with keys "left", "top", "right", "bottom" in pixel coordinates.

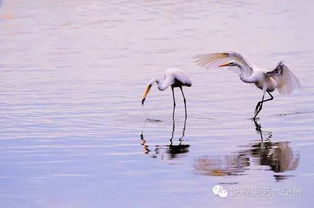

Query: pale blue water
[{"left": 0, "top": 0, "right": 314, "bottom": 207}]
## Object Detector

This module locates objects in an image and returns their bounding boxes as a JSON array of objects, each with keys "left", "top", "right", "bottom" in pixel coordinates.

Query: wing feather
[
  {"left": 266, "top": 62, "right": 301, "bottom": 95},
  {"left": 194, "top": 52, "right": 254, "bottom": 76}
]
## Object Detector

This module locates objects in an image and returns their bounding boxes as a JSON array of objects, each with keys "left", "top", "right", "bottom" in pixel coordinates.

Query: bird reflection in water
[
  {"left": 248, "top": 120, "right": 300, "bottom": 181},
  {"left": 140, "top": 117, "right": 189, "bottom": 160},
  {"left": 194, "top": 154, "right": 250, "bottom": 176},
  {"left": 194, "top": 120, "right": 299, "bottom": 180}
]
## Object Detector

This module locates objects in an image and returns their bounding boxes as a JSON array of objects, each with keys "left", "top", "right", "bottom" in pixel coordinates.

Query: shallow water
[{"left": 0, "top": 0, "right": 314, "bottom": 207}]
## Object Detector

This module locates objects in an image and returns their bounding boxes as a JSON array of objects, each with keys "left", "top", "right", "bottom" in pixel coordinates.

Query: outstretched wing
[
  {"left": 266, "top": 62, "right": 301, "bottom": 95},
  {"left": 194, "top": 51, "right": 254, "bottom": 77}
]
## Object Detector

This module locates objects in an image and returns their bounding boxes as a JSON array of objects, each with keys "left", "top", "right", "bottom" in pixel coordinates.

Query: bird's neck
[
  {"left": 237, "top": 64, "right": 256, "bottom": 83},
  {"left": 239, "top": 72, "right": 254, "bottom": 83},
  {"left": 150, "top": 78, "right": 167, "bottom": 91}
]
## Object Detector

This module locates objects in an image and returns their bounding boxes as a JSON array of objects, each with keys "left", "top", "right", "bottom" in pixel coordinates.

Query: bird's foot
[{"left": 251, "top": 116, "right": 260, "bottom": 121}]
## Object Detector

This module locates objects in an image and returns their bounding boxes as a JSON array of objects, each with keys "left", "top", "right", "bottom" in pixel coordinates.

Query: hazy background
[{"left": 0, "top": 0, "right": 314, "bottom": 207}]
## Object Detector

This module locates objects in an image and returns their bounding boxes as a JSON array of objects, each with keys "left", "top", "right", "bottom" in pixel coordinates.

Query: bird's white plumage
[
  {"left": 142, "top": 68, "right": 191, "bottom": 117},
  {"left": 147, "top": 68, "right": 192, "bottom": 91},
  {"left": 164, "top": 68, "right": 192, "bottom": 87}
]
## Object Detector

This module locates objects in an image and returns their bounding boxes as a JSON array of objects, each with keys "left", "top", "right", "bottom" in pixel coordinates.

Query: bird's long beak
[
  {"left": 218, "top": 63, "right": 230, "bottom": 67},
  {"left": 141, "top": 84, "right": 152, "bottom": 105}
]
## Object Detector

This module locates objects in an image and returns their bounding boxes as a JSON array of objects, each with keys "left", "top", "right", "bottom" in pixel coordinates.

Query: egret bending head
[
  {"left": 141, "top": 78, "right": 164, "bottom": 105},
  {"left": 141, "top": 68, "right": 191, "bottom": 119}
]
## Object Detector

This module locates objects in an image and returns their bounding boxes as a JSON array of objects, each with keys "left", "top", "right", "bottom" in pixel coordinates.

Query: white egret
[
  {"left": 141, "top": 68, "right": 192, "bottom": 118},
  {"left": 195, "top": 52, "right": 301, "bottom": 119}
]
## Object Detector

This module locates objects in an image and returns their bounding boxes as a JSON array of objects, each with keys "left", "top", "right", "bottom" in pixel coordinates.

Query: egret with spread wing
[
  {"left": 195, "top": 52, "right": 300, "bottom": 119},
  {"left": 141, "top": 68, "right": 192, "bottom": 118}
]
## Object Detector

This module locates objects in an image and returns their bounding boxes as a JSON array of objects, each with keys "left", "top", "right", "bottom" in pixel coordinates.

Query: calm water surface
[{"left": 0, "top": 0, "right": 314, "bottom": 207}]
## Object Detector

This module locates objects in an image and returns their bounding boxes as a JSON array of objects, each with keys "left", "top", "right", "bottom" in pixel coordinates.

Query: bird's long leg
[
  {"left": 171, "top": 86, "right": 176, "bottom": 120},
  {"left": 265, "top": 91, "right": 274, "bottom": 102},
  {"left": 257, "top": 91, "right": 274, "bottom": 112},
  {"left": 254, "top": 91, "right": 274, "bottom": 119},
  {"left": 254, "top": 91, "right": 266, "bottom": 119},
  {"left": 179, "top": 86, "right": 187, "bottom": 119},
  {"left": 254, "top": 92, "right": 265, "bottom": 114}
]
